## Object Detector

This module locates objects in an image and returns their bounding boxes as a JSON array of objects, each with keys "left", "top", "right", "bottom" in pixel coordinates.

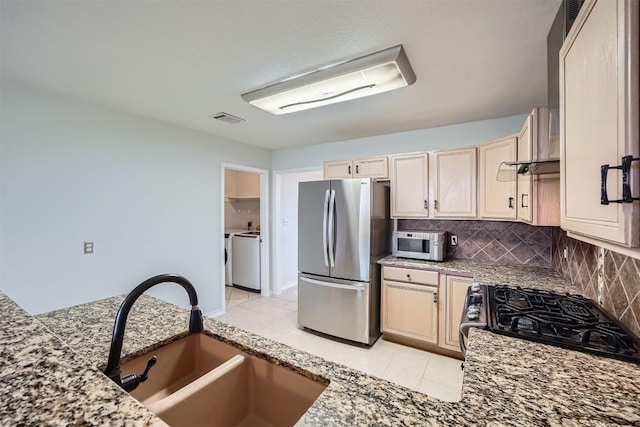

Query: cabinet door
[
  {"left": 479, "top": 136, "right": 517, "bottom": 220},
  {"left": 390, "top": 154, "right": 429, "bottom": 218},
  {"left": 439, "top": 275, "right": 472, "bottom": 353},
  {"left": 354, "top": 157, "right": 389, "bottom": 179},
  {"left": 382, "top": 280, "right": 438, "bottom": 344},
  {"left": 235, "top": 171, "right": 260, "bottom": 198},
  {"left": 560, "top": 0, "right": 640, "bottom": 246},
  {"left": 517, "top": 117, "right": 533, "bottom": 223},
  {"left": 431, "top": 147, "right": 477, "bottom": 218},
  {"left": 224, "top": 169, "right": 238, "bottom": 198},
  {"left": 324, "top": 160, "right": 353, "bottom": 180}
]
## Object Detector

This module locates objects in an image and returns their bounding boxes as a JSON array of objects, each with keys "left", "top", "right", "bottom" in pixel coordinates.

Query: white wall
[
  {"left": 271, "top": 114, "right": 529, "bottom": 170},
  {"left": 0, "top": 79, "right": 271, "bottom": 315},
  {"left": 274, "top": 169, "right": 323, "bottom": 292}
]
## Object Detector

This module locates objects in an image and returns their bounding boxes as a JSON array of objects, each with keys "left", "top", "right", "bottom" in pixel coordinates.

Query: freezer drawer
[{"left": 298, "top": 274, "right": 373, "bottom": 344}]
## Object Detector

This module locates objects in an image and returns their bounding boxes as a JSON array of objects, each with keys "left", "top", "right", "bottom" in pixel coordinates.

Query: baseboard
[
  {"left": 278, "top": 281, "right": 297, "bottom": 293},
  {"left": 204, "top": 308, "right": 224, "bottom": 318}
]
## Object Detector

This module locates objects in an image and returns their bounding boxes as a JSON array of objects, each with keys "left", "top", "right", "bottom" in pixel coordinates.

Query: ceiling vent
[{"left": 210, "top": 112, "right": 245, "bottom": 124}]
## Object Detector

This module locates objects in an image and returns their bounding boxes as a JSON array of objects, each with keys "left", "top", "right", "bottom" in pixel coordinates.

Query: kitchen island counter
[{"left": 2, "top": 273, "right": 640, "bottom": 426}]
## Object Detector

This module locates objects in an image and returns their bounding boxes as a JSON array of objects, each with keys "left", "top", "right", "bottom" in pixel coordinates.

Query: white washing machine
[{"left": 224, "top": 233, "right": 232, "bottom": 286}]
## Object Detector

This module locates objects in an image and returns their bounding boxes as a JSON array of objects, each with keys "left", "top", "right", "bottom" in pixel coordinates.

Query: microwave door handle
[
  {"left": 328, "top": 189, "right": 336, "bottom": 267},
  {"left": 322, "top": 189, "right": 330, "bottom": 267}
]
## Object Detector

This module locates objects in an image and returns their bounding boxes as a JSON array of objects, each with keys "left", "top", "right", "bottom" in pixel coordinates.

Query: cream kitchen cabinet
[
  {"left": 382, "top": 266, "right": 439, "bottom": 344},
  {"left": 323, "top": 156, "right": 389, "bottom": 180},
  {"left": 479, "top": 136, "right": 518, "bottom": 220},
  {"left": 517, "top": 107, "right": 560, "bottom": 226},
  {"left": 225, "top": 169, "right": 260, "bottom": 199},
  {"left": 560, "top": 0, "right": 640, "bottom": 247},
  {"left": 438, "top": 274, "right": 472, "bottom": 353},
  {"left": 430, "top": 147, "right": 477, "bottom": 218},
  {"left": 323, "top": 160, "right": 353, "bottom": 179},
  {"left": 390, "top": 153, "right": 429, "bottom": 218}
]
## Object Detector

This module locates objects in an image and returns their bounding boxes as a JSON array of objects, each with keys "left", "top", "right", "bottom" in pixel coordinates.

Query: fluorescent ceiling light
[{"left": 241, "top": 45, "right": 416, "bottom": 115}]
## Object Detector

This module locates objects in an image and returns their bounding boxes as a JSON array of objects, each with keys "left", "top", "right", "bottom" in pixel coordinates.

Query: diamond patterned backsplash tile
[
  {"left": 552, "top": 228, "right": 640, "bottom": 338},
  {"left": 397, "top": 219, "right": 553, "bottom": 267}
]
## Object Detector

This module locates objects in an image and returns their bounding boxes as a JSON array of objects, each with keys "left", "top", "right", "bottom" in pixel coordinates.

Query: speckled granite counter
[
  {"left": 379, "top": 256, "right": 575, "bottom": 292},
  {"left": 0, "top": 292, "right": 162, "bottom": 426},
  {"left": 3, "top": 258, "right": 640, "bottom": 426}
]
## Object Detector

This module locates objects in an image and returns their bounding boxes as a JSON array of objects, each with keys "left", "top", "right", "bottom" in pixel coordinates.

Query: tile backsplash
[
  {"left": 552, "top": 228, "right": 640, "bottom": 338},
  {"left": 397, "top": 220, "right": 553, "bottom": 267}
]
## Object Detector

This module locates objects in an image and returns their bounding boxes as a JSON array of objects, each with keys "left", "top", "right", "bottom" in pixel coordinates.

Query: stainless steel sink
[{"left": 120, "top": 333, "right": 327, "bottom": 426}]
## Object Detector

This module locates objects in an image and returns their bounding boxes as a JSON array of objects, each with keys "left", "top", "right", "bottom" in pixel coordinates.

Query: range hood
[
  {"left": 496, "top": 1, "right": 582, "bottom": 183},
  {"left": 496, "top": 158, "right": 560, "bottom": 182}
]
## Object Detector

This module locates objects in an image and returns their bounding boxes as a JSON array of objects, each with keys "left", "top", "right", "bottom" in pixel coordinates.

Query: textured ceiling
[{"left": 1, "top": 0, "right": 561, "bottom": 150}]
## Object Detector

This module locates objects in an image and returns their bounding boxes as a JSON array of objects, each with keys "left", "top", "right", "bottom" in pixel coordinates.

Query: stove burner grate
[{"left": 487, "top": 285, "right": 640, "bottom": 364}]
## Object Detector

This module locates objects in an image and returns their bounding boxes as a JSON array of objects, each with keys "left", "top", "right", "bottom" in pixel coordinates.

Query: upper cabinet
[
  {"left": 323, "top": 156, "right": 389, "bottom": 180},
  {"left": 517, "top": 108, "right": 560, "bottom": 226},
  {"left": 560, "top": 0, "right": 640, "bottom": 246},
  {"left": 391, "top": 148, "right": 476, "bottom": 219},
  {"left": 430, "top": 147, "right": 477, "bottom": 218},
  {"left": 225, "top": 169, "right": 260, "bottom": 199},
  {"left": 323, "top": 160, "right": 353, "bottom": 179},
  {"left": 390, "top": 153, "right": 429, "bottom": 218},
  {"left": 479, "top": 136, "right": 518, "bottom": 220}
]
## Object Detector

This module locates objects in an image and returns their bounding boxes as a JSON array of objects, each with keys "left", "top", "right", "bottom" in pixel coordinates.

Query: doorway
[
  {"left": 273, "top": 168, "right": 323, "bottom": 295},
  {"left": 221, "top": 164, "right": 269, "bottom": 314}
]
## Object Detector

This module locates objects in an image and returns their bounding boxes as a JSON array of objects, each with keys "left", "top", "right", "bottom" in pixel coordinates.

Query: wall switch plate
[
  {"left": 84, "top": 241, "right": 94, "bottom": 254},
  {"left": 450, "top": 235, "right": 458, "bottom": 246}
]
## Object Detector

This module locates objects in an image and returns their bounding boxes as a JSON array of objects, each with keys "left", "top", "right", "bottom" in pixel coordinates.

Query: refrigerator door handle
[
  {"left": 327, "top": 189, "right": 336, "bottom": 267},
  {"left": 322, "top": 189, "right": 330, "bottom": 267},
  {"left": 300, "top": 276, "right": 366, "bottom": 292}
]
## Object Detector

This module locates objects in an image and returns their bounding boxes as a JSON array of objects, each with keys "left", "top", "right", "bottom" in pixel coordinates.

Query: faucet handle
[{"left": 121, "top": 356, "right": 157, "bottom": 392}]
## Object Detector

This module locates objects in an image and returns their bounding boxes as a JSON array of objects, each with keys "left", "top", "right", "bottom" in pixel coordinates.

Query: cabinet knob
[
  {"left": 406, "top": 274, "right": 411, "bottom": 280},
  {"left": 423, "top": 200, "right": 428, "bottom": 210},
  {"left": 355, "top": 164, "right": 359, "bottom": 174},
  {"left": 433, "top": 293, "right": 438, "bottom": 303},
  {"left": 434, "top": 200, "right": 439, "bottom": 210}
]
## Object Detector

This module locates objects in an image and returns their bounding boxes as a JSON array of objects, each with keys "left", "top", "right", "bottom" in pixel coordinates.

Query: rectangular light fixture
[{"left": 241, "top": 45, "right": 416, "bottom": 115}]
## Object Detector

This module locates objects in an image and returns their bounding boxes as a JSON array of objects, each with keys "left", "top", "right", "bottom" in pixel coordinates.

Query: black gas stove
[{"left": 459, "top": 284, "right": 640, "bottom": 364}]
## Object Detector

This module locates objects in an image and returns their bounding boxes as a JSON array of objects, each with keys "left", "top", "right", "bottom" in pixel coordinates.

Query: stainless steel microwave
[{"left": 392, "top": 230, "right": 447, "bottom": 261}]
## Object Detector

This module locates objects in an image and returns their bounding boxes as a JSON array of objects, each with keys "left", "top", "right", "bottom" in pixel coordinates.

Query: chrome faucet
[{"left": 103, "top": 274, "right": 204, "bottom": 392}]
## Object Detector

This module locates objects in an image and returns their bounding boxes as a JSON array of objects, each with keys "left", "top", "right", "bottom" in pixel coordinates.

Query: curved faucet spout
[{"left": 103, "top": 274, "right": 204, "bottom": 391}]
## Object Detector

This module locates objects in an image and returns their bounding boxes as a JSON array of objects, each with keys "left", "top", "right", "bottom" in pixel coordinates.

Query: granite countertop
[
  {"left": 2, "top": 260, "right": 640, "bottom": 425},
  {"left": 378, "top": 256, "right": 575, "bottom": 292}
]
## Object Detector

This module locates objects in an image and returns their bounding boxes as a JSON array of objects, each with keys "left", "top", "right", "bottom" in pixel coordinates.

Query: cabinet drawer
[{"left": 383, "top": 266, "right": 439, "bottom": 285}]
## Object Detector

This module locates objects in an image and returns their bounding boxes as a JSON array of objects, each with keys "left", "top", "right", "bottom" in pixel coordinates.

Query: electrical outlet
[
  {"left": 84, "top": 241, "right": 94, "bottom": 254},
  {"left": 450, "top": 235, "right": 458, "bottom": 246}
]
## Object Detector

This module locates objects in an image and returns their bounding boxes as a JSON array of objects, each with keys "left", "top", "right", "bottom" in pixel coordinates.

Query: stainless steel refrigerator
[{"left": 297, "top": 179, "right": 390, "bottom": 345}]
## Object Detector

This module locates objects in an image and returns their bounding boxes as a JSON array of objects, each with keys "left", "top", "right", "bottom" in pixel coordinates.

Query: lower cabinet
[
  {"left": 382, "top": 279, "right": 439, "bottom": 344},
  {"left": 439, "top": 275, "right": 473, "bottom": 352},
  {"left": 381, "top": 266, "right": 471, "bottom": 356}
]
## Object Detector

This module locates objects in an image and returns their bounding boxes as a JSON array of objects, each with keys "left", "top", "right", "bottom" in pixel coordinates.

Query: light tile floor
[{"left": 216, "top": 286, "right": 463, "bottom": 401}]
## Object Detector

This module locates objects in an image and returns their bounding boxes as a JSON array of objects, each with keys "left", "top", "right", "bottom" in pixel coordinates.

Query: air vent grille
[{"left": 210, "top": 112, "right": 245, "bottom": 124}]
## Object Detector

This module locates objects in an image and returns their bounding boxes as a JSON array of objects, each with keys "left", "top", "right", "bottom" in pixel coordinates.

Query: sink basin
[{"left": 120, "top": 333, "right": 327, "bottom": 427}]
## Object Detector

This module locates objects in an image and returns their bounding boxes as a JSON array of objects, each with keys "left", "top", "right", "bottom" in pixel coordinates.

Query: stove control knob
[
  {"left": 470, "top": 283, "right": 481, "bottom": 292},
  {"left": 469, "top": 293, "right": 483, "bottom": 305},
  {"left": 467, "top": 311, "right": 479, "bottom": 320}
]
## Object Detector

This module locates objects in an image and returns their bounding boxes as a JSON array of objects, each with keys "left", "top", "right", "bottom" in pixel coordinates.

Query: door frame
[{"left": 221, "top": 163, "right": 270, "bottom": 313}]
